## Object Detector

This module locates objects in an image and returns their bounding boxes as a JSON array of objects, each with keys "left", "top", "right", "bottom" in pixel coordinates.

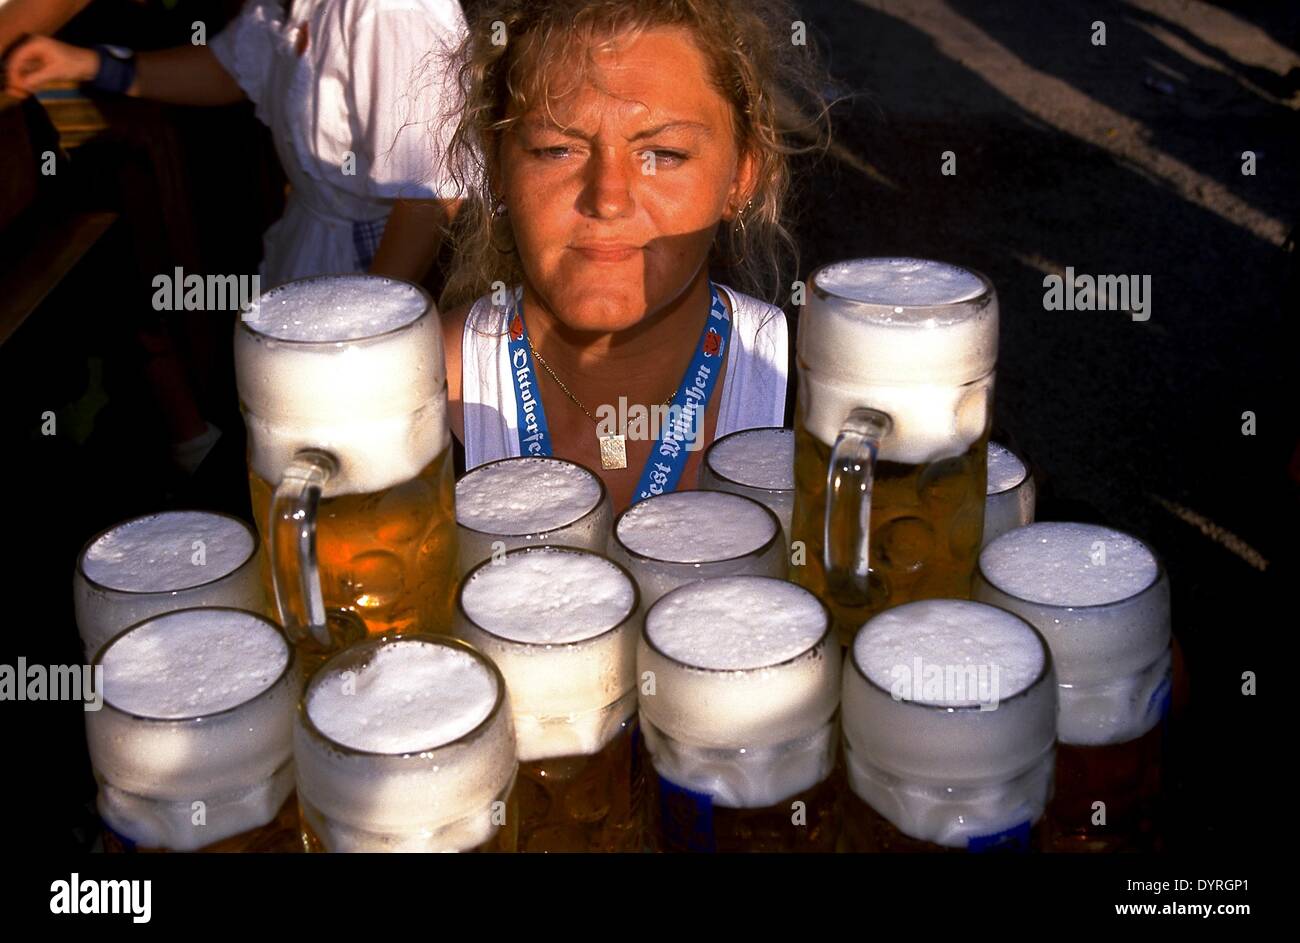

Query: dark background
[{"left": 0, "top": 0, "right": 1293, "bottom": 855}]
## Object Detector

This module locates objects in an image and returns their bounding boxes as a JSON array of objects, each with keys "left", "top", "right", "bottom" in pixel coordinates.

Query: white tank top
[{"left": 460, "top": 283, "right": 789, "bottom": 471}]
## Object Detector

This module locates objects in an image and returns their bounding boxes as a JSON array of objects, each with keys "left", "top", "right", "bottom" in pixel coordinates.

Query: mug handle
[
  {"left": 269, "top": 449, "right": 337, "bottom": 648},
  {"left": 824, "top": 408, "right": 892, "bottom": 602}
]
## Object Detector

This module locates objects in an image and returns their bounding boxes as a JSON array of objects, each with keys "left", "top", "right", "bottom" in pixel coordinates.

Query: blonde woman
[{"left": 439, "top": 0, "right": 831, "bottom": 511}]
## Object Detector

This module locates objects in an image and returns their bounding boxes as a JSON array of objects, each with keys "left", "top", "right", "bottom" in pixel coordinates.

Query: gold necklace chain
[{"left": 526, "top": 336, "right": 675, "bottom": 421}]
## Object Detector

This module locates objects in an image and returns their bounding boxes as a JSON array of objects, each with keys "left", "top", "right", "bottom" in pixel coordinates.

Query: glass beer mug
[
  {"left": 790, "top": 259, "right": 998, "bottom": 644},
  {"left": 234, "top": 275, "right": 459, "bottom": 662}
]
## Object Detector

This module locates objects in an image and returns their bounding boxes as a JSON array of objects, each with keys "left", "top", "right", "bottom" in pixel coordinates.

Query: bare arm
[
  {"left": 369, "top": 198, "right": 462, "bottom": 283},
  {"left": 4, "top": 35, "right": 244, "bottom": 106},
  {"left": 0, "top": 0, "right": 93, "bottom": 53}
]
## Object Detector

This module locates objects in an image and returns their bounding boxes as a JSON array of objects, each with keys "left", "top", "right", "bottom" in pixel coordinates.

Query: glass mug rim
[
  {"left": 296, "top": 633, "right": 511, "bottom": 761},
  {"left": 846, "top": 601, "right": 1055, "bottom": 715},
  {"left": 611, "top": 488, "right": 784, "bottom": 567},
  {"left": 235, "top": 273, "right": 433, "bottom": 348},
  {"left": 807, "top": 258, "right": 997, "bottom": 313},
  {"left": 976, "top": 525, "right": 1167, "bottom": 612},
  {"left": 457, "top": 544, "right": 641, "bottom": 652},
  {"left": 76, "top": 507, "right": 261, "bottom": 595},
  {"left": 641, "top": 574, "right": 834, "bottom": 676},
  {"left": 92, "top": 606, "right": 294, "bottom": 724},
  {"left": 455, "top": 455, "right": 609, "bottom": 539},
  {"left": 702, "top": 426, "right": 795, "bottom": 497}
]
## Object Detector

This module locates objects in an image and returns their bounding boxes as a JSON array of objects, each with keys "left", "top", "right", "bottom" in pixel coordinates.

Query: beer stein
[
  {"left": 235, "top": 275, "right": 458, "bottom": 662},
  {"left": 790, "top": 258, "right": 997, "bottom": 643}
]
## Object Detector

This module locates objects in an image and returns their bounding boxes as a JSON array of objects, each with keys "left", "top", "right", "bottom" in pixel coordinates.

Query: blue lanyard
[{"left": 505, "top": 282, "right": 732, "bottom": 505}]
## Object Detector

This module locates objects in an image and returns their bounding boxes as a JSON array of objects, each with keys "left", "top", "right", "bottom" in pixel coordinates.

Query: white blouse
[
  {"left": 460, "top": 283, "right": 790, "bottom": 471},
  {"left": 210, "top": 0, "right": 471, "bottom": 286}
]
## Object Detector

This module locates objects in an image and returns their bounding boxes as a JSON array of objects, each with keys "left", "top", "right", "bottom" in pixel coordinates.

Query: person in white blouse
[
  {"left": 4, "top": 0, "right": 470, "bottom": 287},
  {"left": 435, "top": 0, "right": 830, "bottom": 511}
]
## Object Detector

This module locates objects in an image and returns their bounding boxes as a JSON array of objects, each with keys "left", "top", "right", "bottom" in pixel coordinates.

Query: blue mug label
[
  {"left": 657, "top": 775, "right": 716, "bottom": 853},
  {"left": 1147, "top": 674, "right": 1173, "bottom": 722},
  {"left": 967, "top": 819, "right": 1031, "bottom": 853}
]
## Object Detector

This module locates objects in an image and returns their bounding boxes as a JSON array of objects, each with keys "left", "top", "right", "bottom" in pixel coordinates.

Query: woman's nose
[{"left": 579, "top": 146, "right": 636, "bottom": 220}]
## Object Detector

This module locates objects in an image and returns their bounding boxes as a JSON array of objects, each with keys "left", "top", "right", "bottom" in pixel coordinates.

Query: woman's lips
[{"left": 571, "top": 245, "right": 643, "bottom": 262}]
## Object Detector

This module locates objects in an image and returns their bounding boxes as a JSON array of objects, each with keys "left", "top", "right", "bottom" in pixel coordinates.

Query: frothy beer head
[
  {"left": 802, "top": 258, "right": 997, "bottom": 464},
  {"left": 87, "top": 608, "right": 295, "bottom": 850},
  {"left": 615, "top": 490, "right": 778, "bottom": 563},
  {"left": 457, "top": 457, "right": 603, "bottom": 536},
  {"left": 639, "top": 576, "right": 839, "bottom": 807},
  {"left": 235, "top": 275, "right": 447, "bottom": 496},
  {"left": 295, "top": 636, "right": 516, "bottom": 850},
  {"left": 458, "top": 547, "right": 638, "bottom": 761},
  {"left": 986, "top": 442, "right": 1028, "bottom": 495},
  {"left": 79, "top": 511, "right": 255, "bottom": 593},
  {"left": 705, "top": 427, "right": 795, "bottom": 492},
  {"left": 976, "top": 522, "right": 1171, "bottom": 745},
  {"left": 842, "top": 600, "right": 1056, "bottom": 846}
]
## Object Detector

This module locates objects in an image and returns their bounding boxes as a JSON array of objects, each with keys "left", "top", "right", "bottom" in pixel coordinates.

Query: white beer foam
[
  {"left": 816, "top": 258, "right": 986, "bottom": 306},
  {"left": 801, "top": 258, "right": 997, "bottom": 464},
  {"left": 647, "top": 576, "right": 826, "bottom": 671},
  {"left": 245, "top": 275, "right": 427, "bottom": 341},
  {"left": 458, "top": 549, "right": 637, "bottom": 761},
  {"left": 842, "top": 600, "right": 1057, "bottom": 845},
  {"left": 101, "top": 608, "right": 288, "bottom": 718},
  {"left": 706, "top": 428, "right": 794, "bottom": 491},
  {"left": 986, "top": 442, "right": 1027, "bottom": 495},
  {"left": 307, "top": 640, "right": 496, "bottom": 754},
  {"left": 86, "top": 610, "right": 295, "bottom": 846},
  {"left": 642, "top": 716, "right": 837, "bottom": 809},
  {"left": 456, "top": 458, "right": 601, "bottom": 535},
  {"left": 639, "top": 577, "right": 838, "bottom": 752},
  {"left": 615, "top": 491, "right": 776, "bottom": 563},
  {"left": 235, "top": 276, "right": 448, "bottom": 497},
  {"left": 81, "top": 511, "right": 253, "bottom": 593},
  {"left": 97, "top": 761, "right": 294, "bottom": 852},
  {"left": 853, "top": 599, "right": 1043, "bottom": 707},
  {"left": 295, "top": 640, "right": 517, "bottom": 849},
  {"left": 976, "top": 523, "right": 1171, "bottom": 745},
  {"left": 979, "top": 521, "right": 1158, "bottom": 606}
]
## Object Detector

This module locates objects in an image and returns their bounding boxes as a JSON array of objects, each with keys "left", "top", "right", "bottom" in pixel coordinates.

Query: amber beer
[
  {"left": 295, "top": 635, "right": 519, "bottom": 852},
  {"left": 235, "top": 276, "right": 458, "bottom": 657},
  {"left": 638, "top": 576, "right": 840, "bottom": 852},
  {"left": 790, "top": 259, "right": 997, "bottom": 643},
  {"left": 456, "top": 546, "right": 642, "bottom": 852},
  {"left": 87, "top": 608, "right": 299, "bottom": 853},
  {"left": 976, "top": 523, "right": 1172, "bottom": 852},
  {"left": 841, "top": 599, "right": 1056, "bottom": 852}
]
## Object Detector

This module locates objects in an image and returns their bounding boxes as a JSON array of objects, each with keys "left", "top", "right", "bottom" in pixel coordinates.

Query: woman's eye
[
  {"left": 643, "top": 149, "right": 686, "bottom": 166},
  {"left": 532, "top": 146, "right": 571, "bottom": 159}
]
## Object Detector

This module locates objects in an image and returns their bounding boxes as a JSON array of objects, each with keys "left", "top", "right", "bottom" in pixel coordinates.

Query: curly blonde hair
[{"left": 434, "top": 0, "right": 835, "bottom": 313}]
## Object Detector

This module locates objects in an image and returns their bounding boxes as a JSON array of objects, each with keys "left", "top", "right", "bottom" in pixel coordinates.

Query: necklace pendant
[{"left": 598, "top": 433, "right": 627, "bottom": 470}]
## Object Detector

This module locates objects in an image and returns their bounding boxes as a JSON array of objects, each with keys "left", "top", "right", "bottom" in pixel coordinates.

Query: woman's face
[{"left": 496, "top": 25, "right": 755, "bottom": 332}]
